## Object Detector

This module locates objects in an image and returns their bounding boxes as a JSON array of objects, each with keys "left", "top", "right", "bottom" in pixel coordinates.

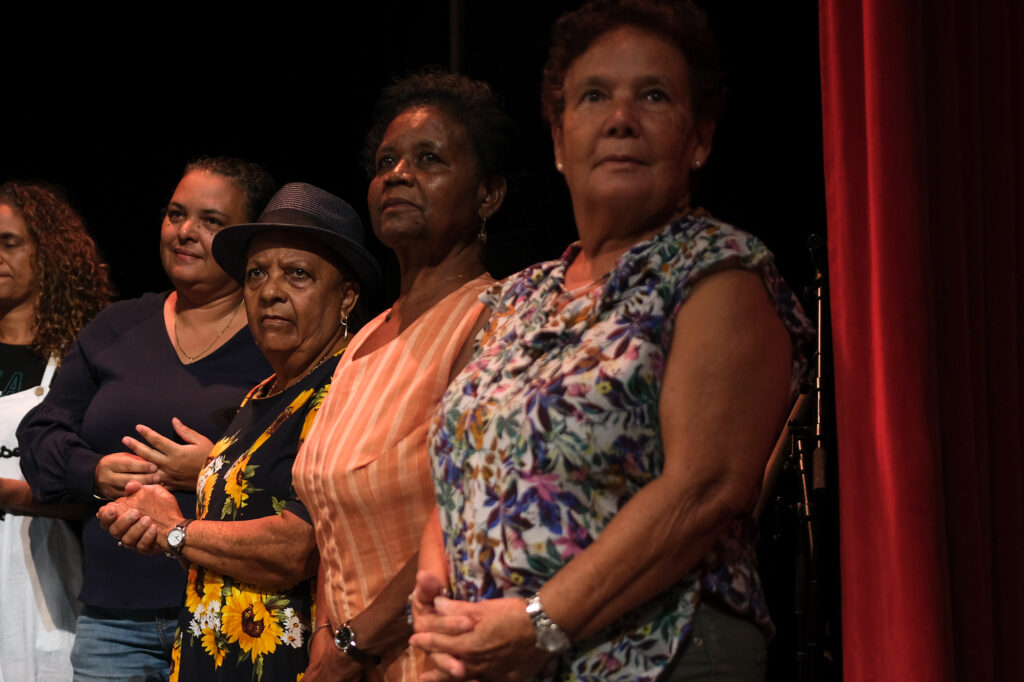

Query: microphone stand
[
  {"left": 766, "top": 234, "right": 838, "bottom": 682},
  {"left": 796, "top": 234, "right": 836, "bottom": 681}
]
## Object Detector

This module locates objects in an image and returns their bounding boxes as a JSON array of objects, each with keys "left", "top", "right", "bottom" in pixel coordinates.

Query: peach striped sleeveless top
[{"left": 293, "top": 276, "right": 491, "bottom": 681}]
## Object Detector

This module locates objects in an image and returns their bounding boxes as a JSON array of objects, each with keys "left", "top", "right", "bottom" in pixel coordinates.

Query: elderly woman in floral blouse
[{"left": 410, "top": 2, "right": 811, "bottom": 681}]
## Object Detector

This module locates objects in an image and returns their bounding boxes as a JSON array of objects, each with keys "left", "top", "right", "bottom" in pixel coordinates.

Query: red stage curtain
[{"left": 819, "top": 0, "right": 1023, "bottom": 680}]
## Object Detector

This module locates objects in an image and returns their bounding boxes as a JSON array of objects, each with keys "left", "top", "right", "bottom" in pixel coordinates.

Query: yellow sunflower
[
  {"left": 221, "top": 587, "right": 282, "bottom": 663},
  {"left": 201, "top": 628, "right": 227, "bottom": 668},
  {"left": 169, "top": 634, "right": 182, "bottom": 682},
  {"left": 299, "top": 384, "right": 330, "bottom": 442},
  {"left": 223, "top": 453, "right": 254, "bottom": 512},
  {"left": 185, "top": 564, "right": 225, "bottom": 612},
  {"left": 198, "top": 433, "right": 236, "bottom": 515},
  {"left": 207, "top": 432, "right": 236, "bottom": 463},
  {"left": 200, "top": 465, "right": 218, "bottom": 516}
]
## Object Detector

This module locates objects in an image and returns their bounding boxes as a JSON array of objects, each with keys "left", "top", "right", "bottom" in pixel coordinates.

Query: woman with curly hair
[{"left": 0, "top": 180, "right": 113, "bottom": 680}]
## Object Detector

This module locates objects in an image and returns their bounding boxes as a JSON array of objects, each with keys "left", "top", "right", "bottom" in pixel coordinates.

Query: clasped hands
[
  {"left": 97, "top": 479, "right": 185, "bottom": 554},
  {"left": 409, "top": 571, "right": 549, "bottom": 682},
  {"left": 94, "top": 418, "right": 207, "bottom": 554},
  {"left": 93, "top": 417, "right": 213, "bottom": 500}
]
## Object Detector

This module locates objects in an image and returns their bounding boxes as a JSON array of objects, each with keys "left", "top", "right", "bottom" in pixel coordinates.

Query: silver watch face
[
  {"left": 167, "top": 527, "right": 185, "bottom": 549},
  {"left": 334, "top": 625, "right": 355, "bottom": 653}
]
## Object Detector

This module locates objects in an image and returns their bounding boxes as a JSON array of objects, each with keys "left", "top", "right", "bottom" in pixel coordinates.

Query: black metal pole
[{"left": 449, "top": 0, "right": 464, "bottom": 73}]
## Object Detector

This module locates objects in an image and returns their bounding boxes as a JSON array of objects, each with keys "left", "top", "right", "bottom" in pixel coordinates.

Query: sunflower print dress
[
  {"left": 170, "top": 353, "right": 340, "bottom": 682},
  {"left": 430, "top": 213, "right": 813, "bottom": 681}
]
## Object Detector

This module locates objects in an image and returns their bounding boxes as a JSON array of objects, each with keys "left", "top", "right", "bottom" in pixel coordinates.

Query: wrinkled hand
[
  {"left": 410, "top": 572, "right": 544, "bottom": 682},
  {"left": 122, "top": 418, "right": 212, "bottom": 492},
  {"left": 411, "top": 570, "right": 448, "bottom": 623},
  {"left": 94, "top": 452, "right": 159, "bottom": 500},
  {"left": 303, "top": 624, "right": 366, "bottom": 681},
  {"left": 98, "top": 481, "right": 184, "bottom": 555},
  {"left": 410, "top": 571, "right": 474, "bottom": 681}
]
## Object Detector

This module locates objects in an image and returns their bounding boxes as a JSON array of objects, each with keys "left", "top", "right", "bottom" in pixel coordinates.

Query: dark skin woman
[{"left": 292, "top": 71, "right": 518, "bottom": 681}]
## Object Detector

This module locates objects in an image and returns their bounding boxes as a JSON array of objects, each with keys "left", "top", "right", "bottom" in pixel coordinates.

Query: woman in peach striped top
[{"left": 294, "top": 70, "right": 518, "bottom": 681}]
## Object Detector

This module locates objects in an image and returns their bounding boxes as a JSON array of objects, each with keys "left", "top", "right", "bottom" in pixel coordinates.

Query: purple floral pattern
[{"left": 430, "top": 213, "right": 812, "bottom": 680}]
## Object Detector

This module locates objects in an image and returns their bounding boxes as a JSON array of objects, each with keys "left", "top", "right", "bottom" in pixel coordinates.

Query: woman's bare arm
[
  {"left": 540, "top": 269, "right": 792, "bottom": 637},
  {"left": 0, "top": 477, "right": 84, "bottom": 519},
  {"left": 411, "top": 269, "right": 793, "bottom": 678},
  {"left": 99, "top": 482, "right": 316, "bottom": 587}
]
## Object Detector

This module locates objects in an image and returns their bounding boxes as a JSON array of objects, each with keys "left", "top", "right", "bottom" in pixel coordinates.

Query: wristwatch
[
  {"left": 166, "top": 520, "right": 192, "bottom": 556},
  {"left": 525, "top": 594, "right": 571, "bottom": 654},
  {"left": 334, "top": 622, "right": 381, "bottom": 664}
]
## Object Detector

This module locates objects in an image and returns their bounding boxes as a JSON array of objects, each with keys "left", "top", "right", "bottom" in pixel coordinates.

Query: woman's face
[
  {"left": 0, "top": 203, "right": 37, "bottom": 313},
  {"left": 243, "top": 231, "right": 358, "bottom": 371},
  {"left": 553, "top": 26, "right": 713, "bottom": 228},
  {"left": 160, "top": 170, "right": 249, "bottom": 294},
  {"left": 367, "top": 106, "right": 489, "bottom": 253}
]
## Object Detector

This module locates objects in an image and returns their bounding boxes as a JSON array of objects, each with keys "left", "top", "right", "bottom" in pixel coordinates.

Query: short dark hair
[
  {"left": 363, "top": 69, "right": 518, "bottom": 187},
  {"left": 184, "top": 157, "right": 276, "bottom": 222},
  {"left": 541, "top": 0, "right": 725, "bottom": 127},
  {"left": 0, "top": 181, "right": 113, "bottom": 360}
]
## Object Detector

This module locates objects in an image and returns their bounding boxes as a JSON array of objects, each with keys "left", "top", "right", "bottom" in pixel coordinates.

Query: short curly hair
[
  {"left": 183, "top": 157, "right": 277, "bottom": 222},
  {"left": 363, "top": 69, "right": 518, "bottom": 187},
  {"left": 541, "top": 0, "right": 725, "bottom": 127},
  {"left": 0, "top": 181, "right": 114, "bottom": 361}
]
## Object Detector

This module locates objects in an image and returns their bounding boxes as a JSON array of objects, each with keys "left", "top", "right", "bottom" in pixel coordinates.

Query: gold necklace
[
  {"left": 263, "top": 345, "right": 339, "bottom": 398},
  {"left": 174, "top": 300, "right": 243, "bottom": 363}
]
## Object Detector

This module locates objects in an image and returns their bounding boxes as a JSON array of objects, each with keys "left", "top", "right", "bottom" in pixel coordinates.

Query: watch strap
[{"left": 525, "top": 593, "right": 571, "bottom": 654}]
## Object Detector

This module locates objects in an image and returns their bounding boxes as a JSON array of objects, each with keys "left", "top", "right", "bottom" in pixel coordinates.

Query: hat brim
[{"left": 212, "top": 222, "right": 382, "bottom": 293}]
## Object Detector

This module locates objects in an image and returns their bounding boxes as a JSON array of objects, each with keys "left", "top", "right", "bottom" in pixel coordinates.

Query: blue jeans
[
  {"left": 71, "top": 606, "right": 178, "bottom": 682},
  {"left": 660, "top": 601, "right": 768, "bottom": 681}
]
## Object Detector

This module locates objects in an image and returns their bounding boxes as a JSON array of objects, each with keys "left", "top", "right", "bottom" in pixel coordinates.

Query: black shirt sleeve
[{"left": 18, "top": 334, "right": 104, "bottom": 504}]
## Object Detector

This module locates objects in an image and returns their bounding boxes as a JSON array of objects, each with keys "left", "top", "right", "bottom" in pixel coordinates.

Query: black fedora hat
[{"left": 212, "top": 182, "right": 381, "bottom": 292}]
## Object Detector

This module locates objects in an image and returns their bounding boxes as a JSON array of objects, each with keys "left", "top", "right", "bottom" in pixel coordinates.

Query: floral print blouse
[
  {"left": 430, "top": 214, "right": 812, "bottom": 681},
  {"left": 170, "top": 353, "right": 340, "bottom": 682}
]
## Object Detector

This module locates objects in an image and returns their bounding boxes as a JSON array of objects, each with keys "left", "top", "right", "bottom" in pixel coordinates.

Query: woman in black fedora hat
[{"left": 98, "top": 182, "right": 382, "bottom": 682}]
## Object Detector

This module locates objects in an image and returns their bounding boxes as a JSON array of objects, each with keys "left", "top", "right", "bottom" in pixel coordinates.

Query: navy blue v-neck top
[{"left": 19, "top": 292, "right": 271, "bottom": 609}]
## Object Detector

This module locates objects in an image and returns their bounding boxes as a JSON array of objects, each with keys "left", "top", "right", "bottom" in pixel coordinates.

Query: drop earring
[
  {"left": 478, "top": 215, "right": 488, "bottom": 246},
  {"left": 340, "top": 313, "right": 349, "bottom": 339}
]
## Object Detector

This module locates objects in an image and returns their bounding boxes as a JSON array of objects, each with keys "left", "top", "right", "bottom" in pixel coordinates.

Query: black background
[{"left": 4, "top": 2, "right": 824, "bottom": 306}]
